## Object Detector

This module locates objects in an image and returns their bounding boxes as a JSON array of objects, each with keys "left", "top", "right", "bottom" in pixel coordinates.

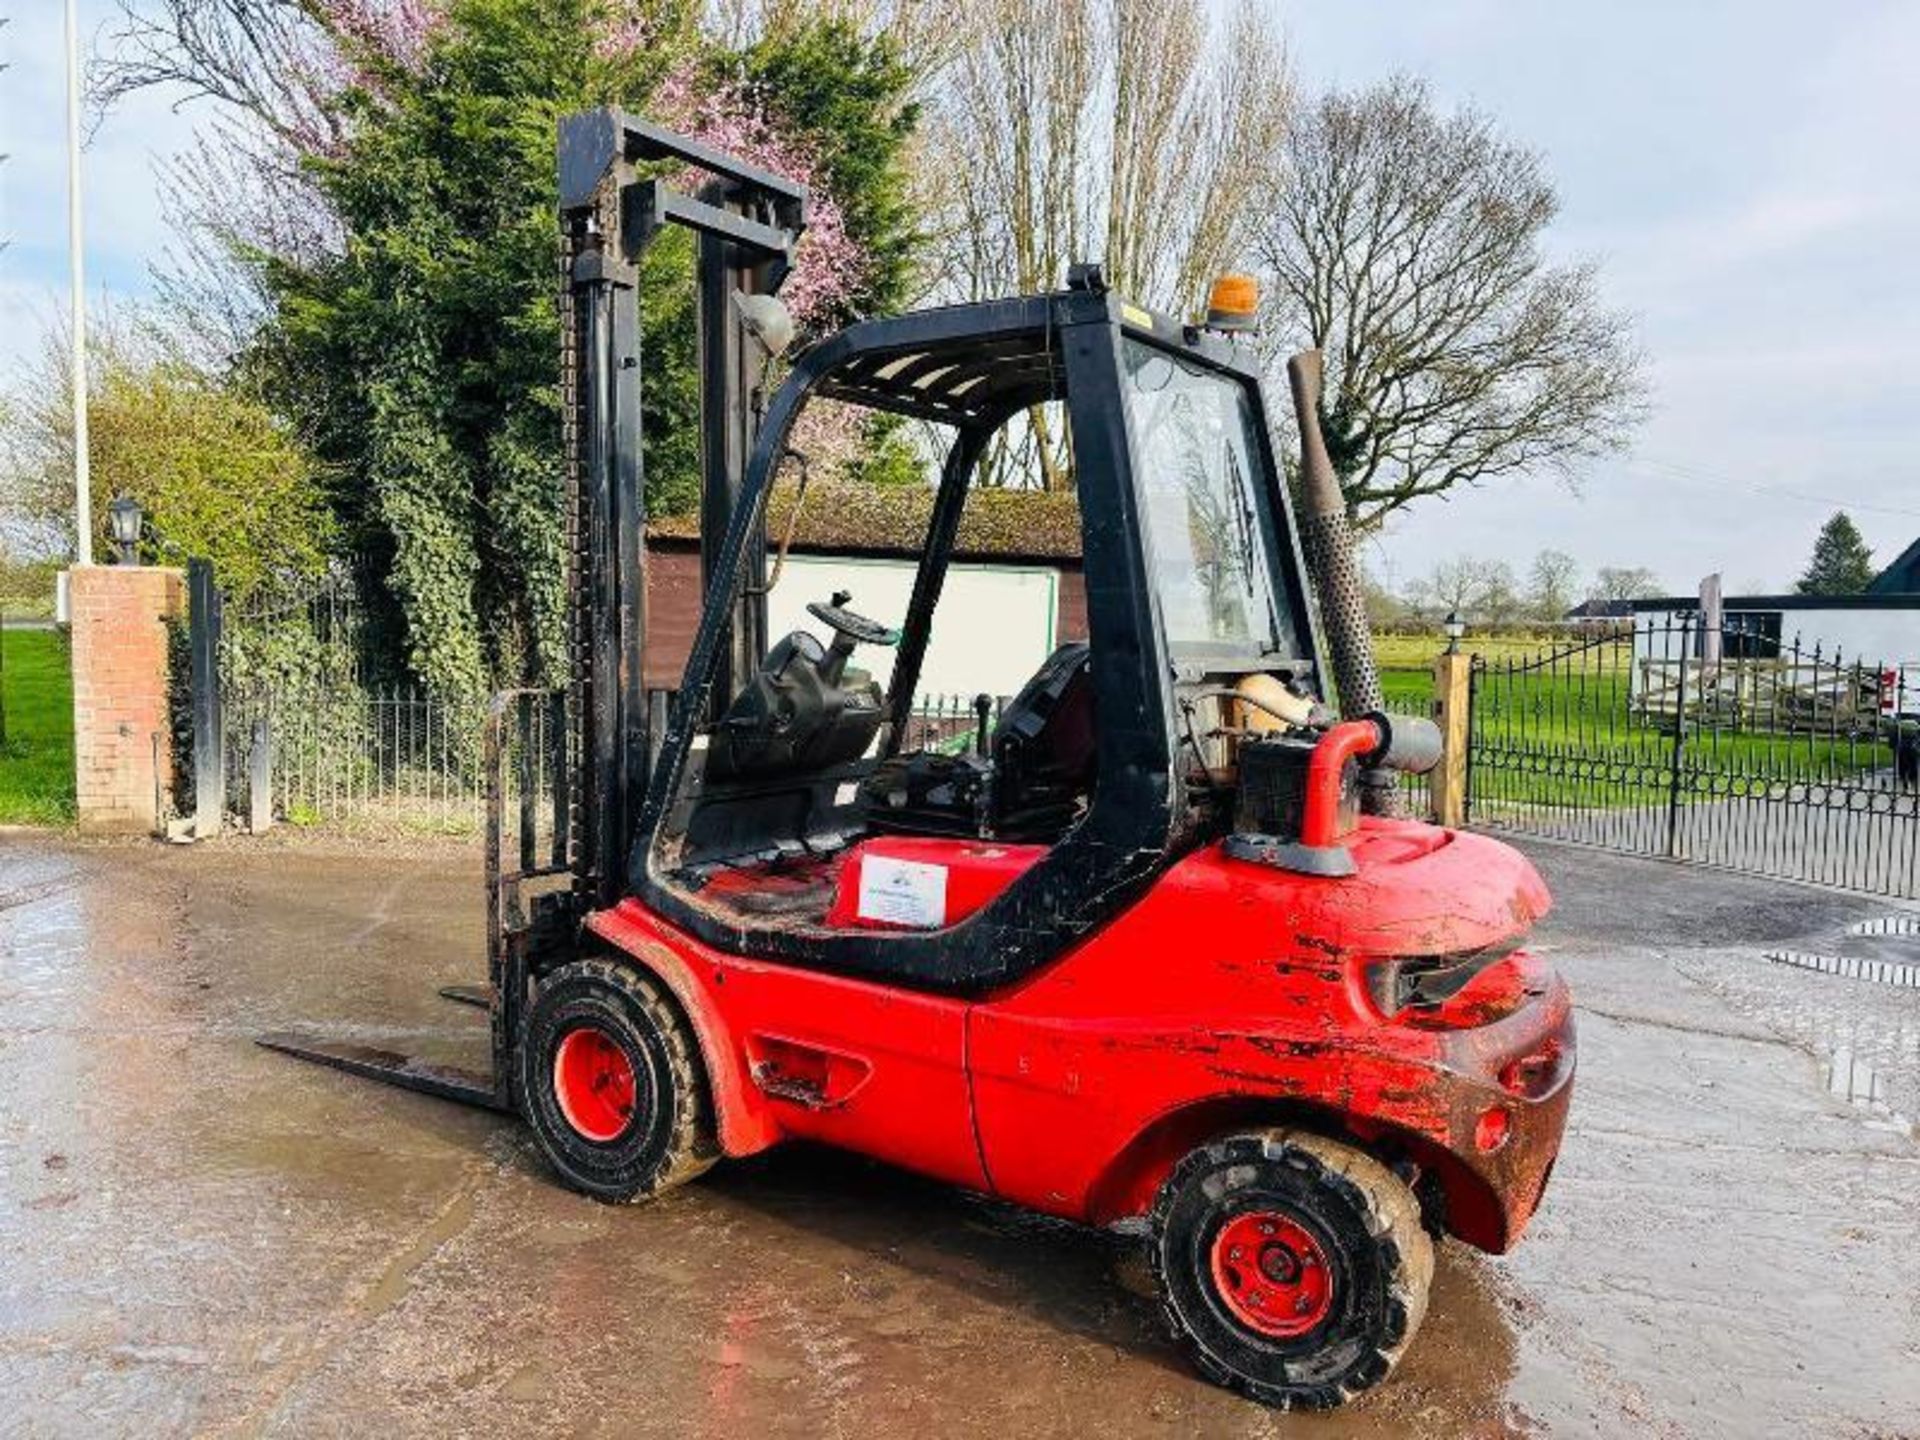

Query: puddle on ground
[
  {"left": 1675, "top": 909, "right": 1920, "bottom": 1138},
  {"left": 1764, "top": 909, "right": 1920, "bottom": 988},
  {"left": 1823, "top": 1045, "right": 1917, "bottom": 1135}
]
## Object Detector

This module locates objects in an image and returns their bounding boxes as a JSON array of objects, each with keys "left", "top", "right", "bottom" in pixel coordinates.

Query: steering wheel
[{"left": 807, "top": 590, "right": 901, "bottom": 647}]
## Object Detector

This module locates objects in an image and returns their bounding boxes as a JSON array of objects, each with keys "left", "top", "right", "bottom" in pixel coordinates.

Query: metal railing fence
[{"left": 1468, "top": 616, "right": 1919, "bottom": 898}]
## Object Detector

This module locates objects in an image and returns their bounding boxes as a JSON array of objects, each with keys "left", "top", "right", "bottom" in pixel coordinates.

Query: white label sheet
[{"left": 856, "top": 855, "right": 949, "bottom": 928}]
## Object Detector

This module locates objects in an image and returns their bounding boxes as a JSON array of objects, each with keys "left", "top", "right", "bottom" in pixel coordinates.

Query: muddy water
[{"left": 2, "top": 835, "right": 1916, "bottom": 1436}]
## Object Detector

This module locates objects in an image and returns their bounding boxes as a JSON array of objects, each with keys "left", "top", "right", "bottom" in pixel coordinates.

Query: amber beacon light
[{"left": 1205, "top": 273, "right": 1260, "bottom": 333}]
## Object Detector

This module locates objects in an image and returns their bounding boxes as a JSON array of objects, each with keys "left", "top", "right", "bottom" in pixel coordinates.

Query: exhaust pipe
[{"left": 1285, "top": 350, "right": 1396, "bottom": 817}]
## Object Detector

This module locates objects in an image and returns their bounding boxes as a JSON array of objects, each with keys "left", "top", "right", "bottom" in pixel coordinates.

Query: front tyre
[
  {"left": 1150, "top": 1129, "right": 1433, "bottom": 1410},
  {"left": 520, "top": 959, "right": 717, "bottom": 1203}
]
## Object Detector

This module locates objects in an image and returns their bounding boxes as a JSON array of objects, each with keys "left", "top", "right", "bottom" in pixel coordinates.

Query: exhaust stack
[{"left": 1285, "top": 350, "right": 1396, "bottom": 817}]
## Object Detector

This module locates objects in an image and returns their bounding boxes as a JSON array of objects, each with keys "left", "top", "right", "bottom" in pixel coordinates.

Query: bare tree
[
  {"left": 1358, "top": 560, "right": 1411, "bottom": 627},
  {"left": 927, "top": 0, "right": 1287, "bottom": 312},
  {"left": 95, "top": 1, "right": 337, "bottom": 143},
  {"left": 92, "top": 3, "right": 366, "bottom": 367},
  {"left": 1261, "top": 76, "right": 1645, "bottom": 528},
  {"left": 1527, "top": 547, "right": 1581, "bottom": 621},
  {"left": 922, "top": 0, "right": 1289, "bottom": 488},
  {"left": 711, "top": 0, "right": 963, "bottom": 79},
  {"left": 1405, "top": 554, "right": 1517, "bottom": 623},
  {"left": 1589, "top": 565, "right": 1664, "bottom": 603}
]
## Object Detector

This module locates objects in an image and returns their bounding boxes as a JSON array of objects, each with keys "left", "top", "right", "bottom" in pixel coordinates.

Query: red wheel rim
[
  {"left": 1208, "top": 1210, "right": 1334, "bottom": 1338},
  {"left": 552, "top": 1026, "right": 639, "bottom": 1143}
]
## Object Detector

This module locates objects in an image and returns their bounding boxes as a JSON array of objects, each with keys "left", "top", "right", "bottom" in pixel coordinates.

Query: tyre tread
[
  {"left": 1148, "top": 1127, "right": 1433, "bottom": 1411},
  {"left": 523, "top": 958, "right": 718, "bottom": 1202}
]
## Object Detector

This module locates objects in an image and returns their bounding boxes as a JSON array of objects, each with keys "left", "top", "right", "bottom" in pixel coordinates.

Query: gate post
[
  {"left": 1664, "top": 616, "right": 1691, "bottom": 859},
  {"left": 1431, "top": 647, "right": 1473, "bottom": 828},
  {"left": 248, "top": 714, "right": 274, "bottom": 834},
  {"left": 188, "top": 558, "right": 224, "bottom": 838}
]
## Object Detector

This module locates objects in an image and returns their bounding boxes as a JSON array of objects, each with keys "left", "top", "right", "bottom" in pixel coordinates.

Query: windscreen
[{"left": 1121, "top": 339, "right": 1296, "bottom": 658}]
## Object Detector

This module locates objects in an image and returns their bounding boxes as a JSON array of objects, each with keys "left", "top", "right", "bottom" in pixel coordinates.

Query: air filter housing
[{"left": 1235, "top": 734, "right": 1358, "bottom": 842}]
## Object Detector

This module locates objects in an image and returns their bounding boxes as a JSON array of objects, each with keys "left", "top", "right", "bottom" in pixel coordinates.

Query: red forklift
[{"left": 264, "top": 110, "right": 1575, "bottom": 1409}]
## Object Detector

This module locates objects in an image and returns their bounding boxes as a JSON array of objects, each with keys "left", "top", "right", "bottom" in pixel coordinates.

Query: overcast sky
[{"left": 4, "top": 1, "right": 1918, "bottom": 597}]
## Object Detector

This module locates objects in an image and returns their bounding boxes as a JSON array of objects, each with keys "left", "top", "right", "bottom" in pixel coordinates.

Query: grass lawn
[{"left": 0, "top": 629, "right": 75, "bottom": 824}]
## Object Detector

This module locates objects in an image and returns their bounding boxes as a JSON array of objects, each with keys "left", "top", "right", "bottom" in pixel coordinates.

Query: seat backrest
[{"left": 992, "top": 642, "right": 1095, "bottom": 790}]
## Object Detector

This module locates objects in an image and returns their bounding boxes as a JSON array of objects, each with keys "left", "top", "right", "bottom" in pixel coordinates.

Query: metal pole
[
  {"left": 249, "top": 715, "right": 274, "bottom": 834},
  {"left": 573, "top": 242, "right": 628, "bottom": 905},
  {"left": 189, "top": 559, "right": 224, "bottom": 837},
  {"left": 697, "top": 225, "right": 767, "bottom": 713},
  {"left": 64, "top": 0, "right": 93, "bottom": 566}
]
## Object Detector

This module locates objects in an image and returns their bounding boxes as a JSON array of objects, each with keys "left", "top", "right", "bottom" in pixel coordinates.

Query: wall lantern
[{"left": 107, "top": 494, "right": 143, "bottom": 566}]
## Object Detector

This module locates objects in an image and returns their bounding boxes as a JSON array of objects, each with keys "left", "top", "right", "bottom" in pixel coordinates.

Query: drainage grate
[
  {"left": 1846, "top": 913, "right": 1920, "bottom": 939},
  {"left": 1764, "top": 950, "right": 1920, "bottom": 989}
]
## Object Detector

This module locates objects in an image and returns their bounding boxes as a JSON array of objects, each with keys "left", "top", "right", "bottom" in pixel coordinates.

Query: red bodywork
[{"left": 587, "top": 819, "right": 1574, "bottom": 1253}]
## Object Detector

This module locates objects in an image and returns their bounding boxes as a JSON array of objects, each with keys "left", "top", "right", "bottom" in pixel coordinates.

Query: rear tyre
[
  {"left": 1150, "top": 1129, "right": 1433, "bottom": 1410},
  {"left": 520, "top": 959, "right": 717, "bottom": 1203}
]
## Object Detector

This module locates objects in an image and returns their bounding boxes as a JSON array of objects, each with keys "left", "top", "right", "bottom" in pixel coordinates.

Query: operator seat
[
  {"left": 678, "top": 594, "right": 896, "bottom": 876},
  {"left": 861, "top": 643, "right": 1095, "bottom": 843},
  {"left": 991, "top": 641, "right": 1095, "bottom": 833}
]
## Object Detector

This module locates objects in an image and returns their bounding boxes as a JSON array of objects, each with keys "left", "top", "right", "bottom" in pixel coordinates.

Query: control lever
[{"left": 971, "top": 693, "right": 998, "bottom": 838}]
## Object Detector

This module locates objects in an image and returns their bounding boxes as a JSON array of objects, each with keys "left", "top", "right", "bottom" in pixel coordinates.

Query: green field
[{"left": 0, "top": 629, "right": 75, "bottom": 824}]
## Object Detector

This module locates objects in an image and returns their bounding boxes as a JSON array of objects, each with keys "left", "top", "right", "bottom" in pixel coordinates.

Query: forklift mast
[
  {"left": 555, "top": 109, "right": 808, "bottom": 908},
  {"left": 257, "top": 115, "right": 810, "bottom": 1114}
]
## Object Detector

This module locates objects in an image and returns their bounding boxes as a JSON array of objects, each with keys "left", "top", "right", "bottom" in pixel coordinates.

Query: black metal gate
[
  {"left": 187, "top": 562, "right": 494, "bottom": 834},
  {"left": 1469, "top": 617, "right": 1920, "bottom": 898}
]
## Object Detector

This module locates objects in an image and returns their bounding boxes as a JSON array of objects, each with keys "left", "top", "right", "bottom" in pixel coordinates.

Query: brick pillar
[{"left": 67, "top": 565, "right": 188, "bottom": 834}]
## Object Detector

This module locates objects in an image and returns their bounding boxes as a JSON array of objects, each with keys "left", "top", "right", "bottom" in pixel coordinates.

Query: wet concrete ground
[{"left": 1, "top": 833, "right": 1916, "bottom": 1438}]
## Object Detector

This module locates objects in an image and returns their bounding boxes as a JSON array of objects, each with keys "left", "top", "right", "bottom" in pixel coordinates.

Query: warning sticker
[{"left": 857, "top": 855, "right": 949, "bottom": 929}]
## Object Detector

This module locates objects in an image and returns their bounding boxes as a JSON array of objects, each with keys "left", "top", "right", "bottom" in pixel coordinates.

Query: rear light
[
  {"left": 1883, "top": 669, "right": 1898, "bottom": 715},
  {"left": 1473, "top": 1107, "right": 1510, "bottom": 1152},
  {"left": 1499, "top": 1037, "right": 1567, "bottom": 1100}
]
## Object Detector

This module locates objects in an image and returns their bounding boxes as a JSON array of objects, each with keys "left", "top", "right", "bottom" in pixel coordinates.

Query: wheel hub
[
  {"left": 1209, "top": 1210, "right": 1333, "bottom": 1338},
  {"left": 552, "top": 1025, "right": 638, "bottom": 1143}
]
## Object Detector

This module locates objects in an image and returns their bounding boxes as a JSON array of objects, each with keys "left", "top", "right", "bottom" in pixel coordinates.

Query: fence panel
[
  {"left": 1380, "top": 688, "right": 1436, "bottom": 820},
  {"left": 202, "top": 569, "right": 491, "bottom": 834}
]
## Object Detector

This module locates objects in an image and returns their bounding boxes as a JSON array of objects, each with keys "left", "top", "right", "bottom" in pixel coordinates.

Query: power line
[{"left": 1632, "top": 456, "right": 1920, "bottom": 523}]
